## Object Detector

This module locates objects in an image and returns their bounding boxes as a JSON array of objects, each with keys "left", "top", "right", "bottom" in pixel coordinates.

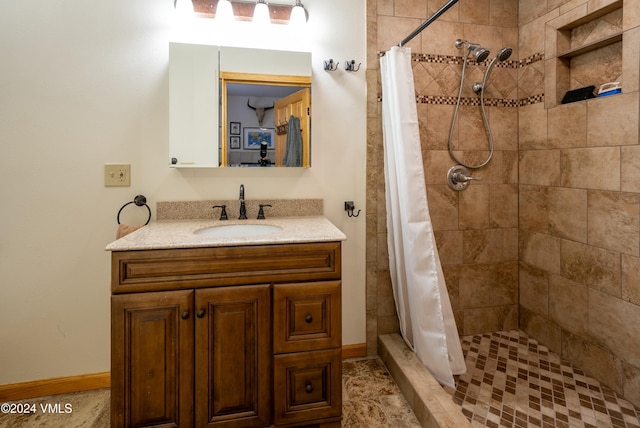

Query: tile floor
[
  {"left": 445, "top": 330, "right": 640, "bottom": 428},
  {"left": 5, "top": 331, "right": 637, "bottom": 428},
  {"left": 0, "top": 357, "right": 420, "bottom": 428}
]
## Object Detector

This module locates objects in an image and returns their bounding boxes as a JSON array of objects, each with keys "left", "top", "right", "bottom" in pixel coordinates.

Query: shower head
[
  {"left": 473, "top": 47, "right": 491, "bottom": 63},
  {"left": 496, "top": 47, "right": 513, "bottom": 62},
  {"left": 455, "top": 39, "right": 491, "bottom": 63}
]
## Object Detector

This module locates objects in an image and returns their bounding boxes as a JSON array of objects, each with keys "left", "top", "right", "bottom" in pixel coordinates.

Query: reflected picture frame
[
  {"left": 229, "top": 136, "right": 240, "bottom": 149},
  {"left": 243, "top": 127, "right": 275, "bottom": 150},
  {"left": 230, "top": 122, "right": 241, "bottom": 135}
]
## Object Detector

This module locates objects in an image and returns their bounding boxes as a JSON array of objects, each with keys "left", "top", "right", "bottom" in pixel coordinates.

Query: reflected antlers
[{"left": 247, "top": 99, "right": 275, "bottom": 126}]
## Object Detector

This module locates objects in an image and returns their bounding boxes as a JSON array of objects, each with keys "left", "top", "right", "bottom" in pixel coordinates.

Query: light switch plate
[{"left": 104, "top": 164, "right": 131, "bottom": 187}]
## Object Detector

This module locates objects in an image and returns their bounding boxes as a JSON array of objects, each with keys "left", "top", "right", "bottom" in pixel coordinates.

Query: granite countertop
[{"left": 106, "top": 216, "right": 346, "bottom": 251}]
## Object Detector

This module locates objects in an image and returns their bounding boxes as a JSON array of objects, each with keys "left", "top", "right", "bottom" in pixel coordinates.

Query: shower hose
[{"left": 448, "top": 50, "right": 496, "bottom": 170}]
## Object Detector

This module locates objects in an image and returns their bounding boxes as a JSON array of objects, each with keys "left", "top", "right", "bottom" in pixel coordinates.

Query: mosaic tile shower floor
[{"left": 444, "top": 330, "right": 640, "bottom": 428}]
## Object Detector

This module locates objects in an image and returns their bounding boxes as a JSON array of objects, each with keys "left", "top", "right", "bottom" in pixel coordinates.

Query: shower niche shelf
[
  {"left": 557, "top": 31, "right": 622, "bottom": 59},
  {"left": 547, "top": 0, "right": 623, "bottom": 107},
  {"left": 555, "top": 0, "right": 622, "bottom": 56}
]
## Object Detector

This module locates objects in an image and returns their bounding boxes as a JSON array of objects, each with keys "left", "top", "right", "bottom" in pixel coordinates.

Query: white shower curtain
[{"left": 380, "top": 46, "right": 466, "bottom": 388}]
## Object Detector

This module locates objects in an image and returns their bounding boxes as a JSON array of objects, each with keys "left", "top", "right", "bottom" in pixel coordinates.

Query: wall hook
[
  {"left": 323, "top": 59, "right": 339, "bottom": 71},
  {"left": 345, "top": 60, "right": 361, "bottom": 72},
  {"left": 344, "top": 201, "right": 361, "bottom": 217}
]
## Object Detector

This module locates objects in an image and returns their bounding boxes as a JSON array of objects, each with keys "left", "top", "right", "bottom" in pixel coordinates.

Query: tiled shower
[{"left": 366, "top": 0, "right": 640, "bottom": 410}]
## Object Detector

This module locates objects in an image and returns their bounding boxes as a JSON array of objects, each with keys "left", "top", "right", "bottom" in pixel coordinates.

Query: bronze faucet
[{"left": 239, "top": 184, "right": 247, "bottom": 219}]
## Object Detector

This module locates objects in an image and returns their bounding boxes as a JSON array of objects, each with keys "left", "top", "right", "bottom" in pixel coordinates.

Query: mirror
[
  {"left": 169, "top": 43, "right": 312, "bottom": 168},
  {"left": 221, "top": 75, "right": 311, "bottom": 167}
]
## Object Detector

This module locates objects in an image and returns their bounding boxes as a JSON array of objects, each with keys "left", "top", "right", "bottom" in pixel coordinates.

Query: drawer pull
[
  {"left": 305, "top": 383, "right": 313, "bottom": 393},
  {"left": 197, "top": 309, "right": 206, "bottom": 318},
  {"left": 305, "top": 314, "right": 313, "bottom": 323},
  {"left": 181, "top": 311, "right": 190, "bottom": 320}
]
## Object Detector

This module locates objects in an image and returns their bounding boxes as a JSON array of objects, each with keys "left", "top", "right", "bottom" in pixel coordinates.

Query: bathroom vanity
[{"left": 107, "top": 217, "right": 345, "bottom": 428}]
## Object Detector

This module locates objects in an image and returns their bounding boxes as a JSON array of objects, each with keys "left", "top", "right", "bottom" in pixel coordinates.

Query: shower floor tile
[{"left": 444, "top": 330, "right": 640, "bottom": 428}]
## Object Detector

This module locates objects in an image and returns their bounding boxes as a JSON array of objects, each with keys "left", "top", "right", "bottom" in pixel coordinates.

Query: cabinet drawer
[
  {"left": 273, "top": 281, "right": 341, "bottom": 354},
  {"left": 111, "top": 242, "right": 341, "bottom": 293},
  {"left": 273, "top": 349, "right": 342, "bottom": 426}
]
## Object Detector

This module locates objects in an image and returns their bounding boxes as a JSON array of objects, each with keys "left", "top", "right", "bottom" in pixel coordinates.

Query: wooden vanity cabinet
[{"left": 110, "top": 242, "right": 342, "bottom": 428}]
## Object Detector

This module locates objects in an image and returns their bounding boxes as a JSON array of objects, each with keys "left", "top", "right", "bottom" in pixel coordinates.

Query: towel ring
[{"left": 117, "top": 195, "right": 151, "bottom": 225}]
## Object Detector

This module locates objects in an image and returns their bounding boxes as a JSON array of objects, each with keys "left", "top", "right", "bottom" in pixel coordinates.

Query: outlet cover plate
[{"left": 104, "top": 164, "right": 131, "bottom": 187}]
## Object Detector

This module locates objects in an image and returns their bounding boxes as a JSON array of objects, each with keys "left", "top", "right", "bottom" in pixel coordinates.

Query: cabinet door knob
[
  {"left": 197, "top": 309, "right": 206, "bottom": 318},
  {"left": 181, "top": 311, "right": 190, "bottom": 320},
  {"left": 305, "top": 314, "right": 313, "bottom": 323},
  {"left": 305, "top": 383, "right": 313, "bottom": 393}
]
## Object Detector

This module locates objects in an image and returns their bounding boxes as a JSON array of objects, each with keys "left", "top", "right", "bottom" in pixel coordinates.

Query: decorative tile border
[
  {"left": 415, "top": 94, "right": 543, "bottom": 107},
  {"left": 377, "top": 93, "right": 544, "bottom": 107},
  {"left": 378, "top": 51, "right": 544, "bottom": 68},
  {"left": 377, "top": 51, "right": 545, "bottom": 107}
]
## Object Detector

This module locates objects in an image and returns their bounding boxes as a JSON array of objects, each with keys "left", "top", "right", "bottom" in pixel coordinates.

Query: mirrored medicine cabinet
[{"left": 169, "top": 43, "right": 312, "bottom": 168}]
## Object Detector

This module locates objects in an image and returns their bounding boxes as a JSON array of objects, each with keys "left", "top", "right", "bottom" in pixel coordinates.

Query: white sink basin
[{"left": 194, "top": 223, "right": 283, "bottom": 238}]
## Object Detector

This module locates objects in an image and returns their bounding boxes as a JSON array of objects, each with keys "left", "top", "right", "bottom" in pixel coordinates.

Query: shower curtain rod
[{"left": 397, "top": 0, "right": 459, "bottom": 47}]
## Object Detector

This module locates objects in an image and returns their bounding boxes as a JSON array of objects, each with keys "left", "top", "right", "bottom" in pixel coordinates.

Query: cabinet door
[
  {"left": 111, "top": 290, "right": 194, "bottom": 428},
  {"left": 195, "top": 285, "right": 271, "bottom": 428},
  {"left": 169, "top": 42, "right": 220, "bottom": 168}
]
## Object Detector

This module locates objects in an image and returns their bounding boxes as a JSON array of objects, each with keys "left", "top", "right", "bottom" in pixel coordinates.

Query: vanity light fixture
[
  {"left": 178, "top": 0, "right": 307, "bottom": 26},
  {"left": 216, "top": 0, "right": 234, "bottom": 23},
  {"left": 253, "top": 0, "right": 271, "bottom": 25}
]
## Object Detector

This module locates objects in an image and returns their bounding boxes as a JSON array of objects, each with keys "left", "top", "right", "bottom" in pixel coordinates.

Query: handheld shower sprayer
[
  {"left": 449, "top": 41, "right": 513, "bottom": 170},
  {"left": 472, "top": 47, "right": 513, "bottom": 94},
  {"left": 496, "top": 46, "right": 514, "bottom": 62}
]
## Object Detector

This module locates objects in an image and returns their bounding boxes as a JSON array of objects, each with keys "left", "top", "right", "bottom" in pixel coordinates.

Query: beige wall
[
  {"left": 368, "top": 0, "right": 640, "bottom": 408},
  {"left": 0, "top": 0, "right": 367, "bottom": 385}
]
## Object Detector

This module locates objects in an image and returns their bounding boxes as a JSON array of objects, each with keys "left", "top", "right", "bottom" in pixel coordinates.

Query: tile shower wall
[
  {"left": 366, "top": 0, "right": 520, "bottom": 356},
  {"left": 518, "top": 0, "right": 640, "bottom": 409},
  {"left": 367, "top": 0, "right": 640, "bottom": 409}
]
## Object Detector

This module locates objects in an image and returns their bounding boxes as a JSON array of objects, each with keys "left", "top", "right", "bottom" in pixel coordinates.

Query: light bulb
[
  {"left": 216, "top": 0, "right": 234, "bottom": 23},
  {"left": 253, "top": 0, "right": 270, "bottom": 26},
  {"left": 289, "top": 1, "right": 306, "bottom": 27},
  {"left": 174, "top": 0, "right": 195, "bottom": 17}
]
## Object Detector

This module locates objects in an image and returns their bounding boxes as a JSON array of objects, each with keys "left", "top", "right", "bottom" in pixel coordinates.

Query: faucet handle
[
  {"left": 453, "top": 172, "right": 481, "bottom": 183},
  {"left": 257, "top": 204, "right": 272, "bottom": 220},
  {"left": 212, "top": 205, "right": 228, "bottom": 220}
]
